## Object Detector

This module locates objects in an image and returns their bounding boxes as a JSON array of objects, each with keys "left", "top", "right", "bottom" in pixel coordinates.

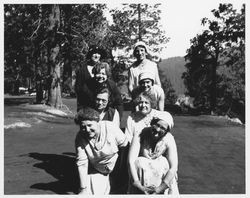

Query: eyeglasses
[{"left": 96, "top": 98, "right": 108, "bottom": 104}]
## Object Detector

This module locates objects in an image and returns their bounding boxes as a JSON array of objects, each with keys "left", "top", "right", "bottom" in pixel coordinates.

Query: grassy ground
[{"left": 4, "top": 96, "right": 245, "bottom": 194}]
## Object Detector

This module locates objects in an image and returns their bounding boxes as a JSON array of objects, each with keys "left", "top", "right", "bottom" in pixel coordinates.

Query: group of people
[{"left": 74, "top": 41, "right": 179, "bottom": 195}]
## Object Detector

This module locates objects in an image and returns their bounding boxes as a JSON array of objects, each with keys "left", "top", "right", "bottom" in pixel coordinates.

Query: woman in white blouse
[
  {"left": 128, "top": 41, "right": 161, "bottom": 94},
  {"left": 75, "top": 107, "right": 128, "bottom": 195}
]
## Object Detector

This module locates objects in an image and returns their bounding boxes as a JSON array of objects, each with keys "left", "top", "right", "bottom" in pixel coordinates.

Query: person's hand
[
  {"left": 133, "top": 180, "right": 155, "bottom": 194},
  {"left": 152, "top": 183, "right": 169, "bottom": 194}
]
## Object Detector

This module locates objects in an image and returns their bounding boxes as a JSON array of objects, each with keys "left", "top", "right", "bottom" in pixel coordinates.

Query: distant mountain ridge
[{"left": 158, "top": 56, "right": 187, "bottom": 96}]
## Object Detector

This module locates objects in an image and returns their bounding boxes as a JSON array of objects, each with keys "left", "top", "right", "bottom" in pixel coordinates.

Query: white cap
[
  {"left": 139, "top": 71, "right": 154, "bottom": 83},
  {"left": 157, "top": 111, "right": 174, "bottom": 130},
  {"left": 133, "top": 41, "right": 149, "bottom": 56}
]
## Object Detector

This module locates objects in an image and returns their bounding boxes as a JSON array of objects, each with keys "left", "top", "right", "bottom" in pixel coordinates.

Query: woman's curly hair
[
  {"left": 133, "top": 91, "right": 157, "bottom": 109},
  {"left": 74, "top": 107, "right": 100, "bottom": 125},
  {"left": 92, "top": 62, "right": 111, "bottom": 78}
]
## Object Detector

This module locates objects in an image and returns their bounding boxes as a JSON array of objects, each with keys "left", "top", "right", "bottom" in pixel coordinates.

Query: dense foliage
[
  {"left": 110, "top": 4, "right": 169, "bottom": 87},
  {"left": 4, "top": 5, "right": 109, "bottom": 95},
  {"left": 4, "top": 4, "right": 169, "bottom": 104},
  {"left": 110, "top": 4, "right": 169, "bottom": 53},
  {"left": 158, "top": 57, "right": 186, "bottom": 96},
  {"left": 183, "top": 3, "right": 245, "bottom": 121}
]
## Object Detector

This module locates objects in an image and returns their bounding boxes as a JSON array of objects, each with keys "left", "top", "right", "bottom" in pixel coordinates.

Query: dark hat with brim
[{"left": 86, "top": 45, "right": 107, "bottom": 60}]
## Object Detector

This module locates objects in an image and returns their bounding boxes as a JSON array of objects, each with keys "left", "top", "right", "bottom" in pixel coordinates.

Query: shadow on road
[
  {"left": 28, "top": 152, "right": 79, "bottom": 194},
  {"left": 5, "top": 98, "right": 34, "bottom": 106}
]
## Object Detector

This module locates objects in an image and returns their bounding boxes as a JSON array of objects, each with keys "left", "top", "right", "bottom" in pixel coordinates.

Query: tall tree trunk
[
  {"left": 47, "top": 58, "right": 63, "bottom": 108},
  {"left": 138, "top": 4, "right": 142, "bottom": 41},
  {"left": 210, "top": 57, "right": 218, "bottom": 114},
  {"left": 46, "top": 4, "right": 63, "bottom": 108},
  {"left": 62, "top": 5, "right": 72, "bottom": 95}
]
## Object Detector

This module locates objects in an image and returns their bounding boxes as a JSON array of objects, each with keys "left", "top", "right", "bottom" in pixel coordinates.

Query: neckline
[{"left": 90, "top": 122, "right": 106, "bottom": 151}]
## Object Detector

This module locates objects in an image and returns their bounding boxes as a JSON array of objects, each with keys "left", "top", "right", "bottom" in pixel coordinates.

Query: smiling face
[
  {"left": 80, "top": 120, "right": 99, "bottom": 139},
  {"left": 95, "top": 92, "right": 109, "bottom": 112},
  {"left": 140, "top": 78, "right": 153, "bottom": 92},
  {"left": 151, "top": 120, "right": 169, "bottom": 141},
  {"left": 137, "top": 95, "right": 152, "bottom": 115},
  {"left": 95, "top": 68, "right": 107, "bottom": 84},
  {"left": 134, "top": 46, "right": 147, "bottom": 61}
]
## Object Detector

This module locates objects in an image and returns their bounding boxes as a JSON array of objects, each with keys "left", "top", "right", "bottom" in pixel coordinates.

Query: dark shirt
[
  {"left": 78, "top": 77, "right": 124, "bottom": 118},
  {"left": 75, "top": 64, "right": 94, "bottom": 110},
  {"left": 102, "top": 107, "right": 116, "bottom": 121}
]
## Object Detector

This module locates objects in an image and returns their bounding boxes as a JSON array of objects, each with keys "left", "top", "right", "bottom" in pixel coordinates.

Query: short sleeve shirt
[
  {"left": 125, "top": 109, "right": 174, "bottom": 143},
  {"left": 75, "top": 121, "right": 127, "bottom": 174}
]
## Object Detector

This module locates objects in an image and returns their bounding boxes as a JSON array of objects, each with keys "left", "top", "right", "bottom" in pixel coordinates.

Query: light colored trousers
[
  {"left": 128, "top": 156, "right": 179, "bottom": 195},
  {"left": 85, "top": 173, "right": 110, "bottom": 195}
]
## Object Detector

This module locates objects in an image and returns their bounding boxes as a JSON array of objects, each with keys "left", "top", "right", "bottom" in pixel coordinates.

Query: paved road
[{"left": 4, "top": 97, "right": 245, "bottom": 194}]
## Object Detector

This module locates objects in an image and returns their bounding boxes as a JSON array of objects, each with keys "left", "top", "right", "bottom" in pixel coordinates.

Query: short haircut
[
  {"left": 74, "top": 107, "right": 100, "bottom": 124},
  {"left": 133, "top": 91, "right": 157, "bottom": 109},
  {"left": 92, "top": 62, "right": 111, "bottom": 78},
  {"left": 95, "top": 87, "right": 110, "bottom": 98}
]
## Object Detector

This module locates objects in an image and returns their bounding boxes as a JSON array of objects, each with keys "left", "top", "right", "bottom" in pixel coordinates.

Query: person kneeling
[
  {"left": 128, "top": 117, "right": 179, "bottom": 194},
  {"left": 74, "top": 107, "right": 128, "bottom": 195}
]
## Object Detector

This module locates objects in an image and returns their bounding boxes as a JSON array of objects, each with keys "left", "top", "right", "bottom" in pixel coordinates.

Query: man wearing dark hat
[{"left": 75, "top": 45, "right": 107, "bottom": 110}]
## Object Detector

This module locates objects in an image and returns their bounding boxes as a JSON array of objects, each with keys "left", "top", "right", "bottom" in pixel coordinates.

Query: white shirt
[
  {"left": 87, "top": 65, "right": 94, "bottom": 77},
  {"left": 150, "top": 85, "right": 164, "bottom": 101},
  {"left": 125, "top": 109, "right": 174, "bottom": 143},
  {"left": 132, "top": 84, "right": 165, "bottom": 110},
  {"left": 76, "top": 121, "right": 128, "bottom": 174},
  {"left": 128, "top": 59, "right": 161, "bottom": 92}
]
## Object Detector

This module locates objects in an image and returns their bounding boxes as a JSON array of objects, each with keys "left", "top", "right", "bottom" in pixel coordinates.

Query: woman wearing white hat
[
  {"left": 127, "top": 117, "right": 179, "bottom": 195},
  {"left": 124, "top": 92, "right": 179, "bottom": 194},
  {"left": 131, "top": 71, "right": 165, "bottom": 111},
  {"left": 128, "top": 41, "right": 161, "bottom": 94}
]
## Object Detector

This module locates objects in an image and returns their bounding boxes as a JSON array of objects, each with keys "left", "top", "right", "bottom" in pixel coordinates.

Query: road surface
[{"left": 4, "top": 97, "right": 245, "bottom": 194}]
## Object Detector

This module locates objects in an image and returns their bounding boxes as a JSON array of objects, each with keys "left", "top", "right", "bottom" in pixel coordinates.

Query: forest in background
[
  {"left": 159, "top": 57, "right": 186, "bottom": 96},
  {"left": 4, "top": 3, "right": 245, "bottom": 122}
]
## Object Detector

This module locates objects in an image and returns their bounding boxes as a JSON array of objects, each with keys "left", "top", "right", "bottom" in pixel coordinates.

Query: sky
[
  {"left": 105, "top": 0, "right": 245, "bottom": 59},
  {"left": 0, "top": 2, "right": 249, "bottom": 197},
  {"left": 159, "top": 0, "right": 245, "bottom": 59}
]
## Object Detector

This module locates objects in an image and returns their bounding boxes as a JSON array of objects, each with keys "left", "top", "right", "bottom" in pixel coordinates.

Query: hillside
[{"left": 158, "top": 56, "right": 187, "bottom": 96}]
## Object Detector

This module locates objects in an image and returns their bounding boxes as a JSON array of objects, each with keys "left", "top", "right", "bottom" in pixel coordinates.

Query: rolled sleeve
[
  {"left": 75, "top": 133, "right": 88, "bottom": 167},
  {"left": 76, "top": 146, "right": 88, "bottom": 167}
]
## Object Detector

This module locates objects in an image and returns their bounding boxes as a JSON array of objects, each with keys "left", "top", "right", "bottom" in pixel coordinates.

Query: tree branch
[{"left": 29, "top": 19, "right": 42, "bottom": 40}]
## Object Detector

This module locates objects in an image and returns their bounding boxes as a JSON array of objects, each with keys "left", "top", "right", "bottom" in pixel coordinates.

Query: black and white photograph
[{"left": 2, "top": 0, "right": 247, "bottom": 197}]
